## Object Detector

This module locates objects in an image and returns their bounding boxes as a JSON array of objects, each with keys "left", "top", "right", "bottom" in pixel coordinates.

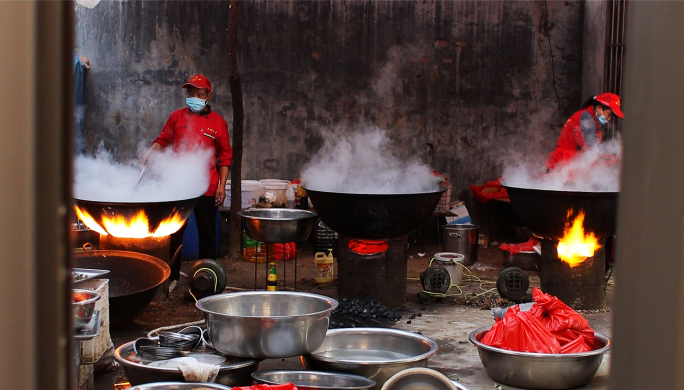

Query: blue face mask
[
  {"left": 596, "top": 110, "right": 609, "bottom": 125},
  {"left": 186, "top": 97, "right": 207, "bottom": 112}
]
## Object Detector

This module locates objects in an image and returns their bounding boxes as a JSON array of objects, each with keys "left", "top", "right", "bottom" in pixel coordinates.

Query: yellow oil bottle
[{"left": 314, "top": 249, "right": 334, "bottom": 284}]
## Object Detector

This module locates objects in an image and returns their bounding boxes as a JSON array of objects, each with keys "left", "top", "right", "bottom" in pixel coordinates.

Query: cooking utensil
[
  {"left": 469, "top": 326, "right": 611, "bottom": 389},
  {"left": 72, "top": 289, "right": 101, "bottom": 331},
  {"left": 72, "top": 267, "right": 110, "bottom": 284},
  {"left": 73, "top": 196, "right": 200, "bottom": 236},
  {"left": 136, "top": 165, "right": 149, "bottom": 189},
  {"left": 302, "top": 328, "right": 439, "bottom": 390},
  {"left": 115, "top": 337, "right": 259, "bottom": 387},
  {"left": 502, "top": 185, "right": 618, "bottom": 240},
  {"left": 127, "top": 382, "right": 232, "bottom": 389},
  {"left": 380, "top": 368, "right": 458, "bottom": 390},
  {"left": 252, "top": 370, "right": 376, "bottom": 390},
  {"left": 196, "top": 291, "right": 338, "bottom": 358},
  {"left": 237, "top": 208, "right": 317, "bottom": 243},
  {"left": 304, "top": 187, "right": 446, "bottom": 239},
  {"left": 73, "top": 250, "right": 170, "bottom": 325}
]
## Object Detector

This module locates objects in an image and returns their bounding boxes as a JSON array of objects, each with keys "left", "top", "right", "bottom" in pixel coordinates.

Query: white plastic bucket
[
  {"left": 225, "top": 181, "right": 261, "bottom": 209},
  {"left": 227, "top": 180, "right": 265, "bottom": 198},
  {"left": 264, "top": 182, "right": 289, "bottom": 205},
  {"left": 433, "top": 252, "right": 465, "bottom": 286}
]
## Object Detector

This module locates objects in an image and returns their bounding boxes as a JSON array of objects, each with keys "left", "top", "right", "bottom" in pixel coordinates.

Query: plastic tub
[
  {"left": 225, "top": 181, "right": 262, "bottom": 209},
  {"left": 264, "top": 183, "right": 289, "bottom": 205},
  {"left": 433, "top": 252, "right": 465, "bottom": 286}
]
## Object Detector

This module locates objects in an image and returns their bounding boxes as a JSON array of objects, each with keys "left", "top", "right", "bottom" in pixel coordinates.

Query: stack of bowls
[
  {"left": 158, "top": 331, "right": 201, "bottom": 350},
  {"left": 72, "top": 289, "right": 101, "bottom": 330}
]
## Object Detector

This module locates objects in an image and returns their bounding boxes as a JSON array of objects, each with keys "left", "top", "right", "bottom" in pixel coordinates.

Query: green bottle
[{"left": 267, "top": 262, "right": 277, "bottom": 291}]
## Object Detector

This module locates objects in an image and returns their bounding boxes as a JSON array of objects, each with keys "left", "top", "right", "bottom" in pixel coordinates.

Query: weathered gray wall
[
  {"left": 76, "top": 0, "right": 585, "bottom": 234},
  {"left": 581, "top": 0, "right": 606, "bottom": 103}
]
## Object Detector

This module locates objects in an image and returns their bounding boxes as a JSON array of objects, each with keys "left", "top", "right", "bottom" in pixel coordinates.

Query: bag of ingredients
[
  {"left": 469, "top": 178, "right": 509, "bottom": 203},
  {"left": 528, "top": 288, "right": 595, "bottom": 353},
  {"left": 481, "top": 304, "right": 561, "bottom": 353}
]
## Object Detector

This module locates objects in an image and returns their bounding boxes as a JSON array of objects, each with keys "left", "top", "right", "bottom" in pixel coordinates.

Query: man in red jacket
[
  {"left": 143, "top": 74, "right": 232, "bottom": 284},
  {"left": 547, "top": 93, "right": 624, "bottom": 171}
]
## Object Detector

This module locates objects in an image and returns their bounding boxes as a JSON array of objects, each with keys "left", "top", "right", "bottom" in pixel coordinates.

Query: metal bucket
[{"left": 442, "top": 224, "right": 479, "bottom": 266}]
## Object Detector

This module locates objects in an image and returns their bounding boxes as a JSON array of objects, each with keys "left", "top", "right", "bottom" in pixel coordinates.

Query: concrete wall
[
  {"left": 76, "top": 0, "right": 585, "bottom": 236},
  {"left": 581, "top": 0, "right": 607, "bottom": 103}
]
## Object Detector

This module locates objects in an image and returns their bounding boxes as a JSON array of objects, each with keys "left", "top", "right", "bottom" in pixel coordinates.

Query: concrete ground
[{"left": 90, "top": 238, "right": 614, "bottom": 390}]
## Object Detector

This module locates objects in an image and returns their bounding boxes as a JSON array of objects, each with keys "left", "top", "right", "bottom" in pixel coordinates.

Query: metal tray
[
  {"left": 72, "top": 268, "right": 110, "bottom": 284},
  {"left": 74, "top": 310, "right": 101, "bottom": 341}
]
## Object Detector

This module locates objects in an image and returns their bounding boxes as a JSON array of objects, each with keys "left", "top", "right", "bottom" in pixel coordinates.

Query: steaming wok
[
  {"left": 72, "top": 250, "right": 170, "bottom": 325},
  {"left": 305, "top": 187, "right": 446, "bottom": 239},
  {"left": 74, "top": 196, "right": 200, "bottom": 235},
  {"left": 503, "top": 185, "right": 618, "bottom": 240}
]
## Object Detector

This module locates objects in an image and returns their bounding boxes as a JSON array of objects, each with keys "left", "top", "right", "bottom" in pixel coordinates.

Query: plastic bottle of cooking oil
[{"left": 314, "top": 249, "right": 334, "bottom": 284}]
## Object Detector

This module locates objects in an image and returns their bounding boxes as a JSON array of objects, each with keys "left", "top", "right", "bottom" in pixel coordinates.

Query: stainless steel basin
[
  {"left": 469, "top": 326, "right": 611, "bottom": 389},
  {"left": 237, "top": 208, "right": 317, "bottom": 243},
  {"left": 72, "top": 289, "right": 100, "bottom": 331},
  {"left": 127, "top": 383, "right": 231, "bottom": 390},
  {"left": 302, "top": 328, "right": 439, "bottom": 390},
  {"left": 197, "top": 291, "right": 338, "bottom": 358},
  {"left": 252, "top": 370, "right": 376, "bottom": 390}
]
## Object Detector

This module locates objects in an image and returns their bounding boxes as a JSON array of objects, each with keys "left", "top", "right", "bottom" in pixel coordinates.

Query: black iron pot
[
  {"left": 305, "top": 187, "right": 446, "bottom": 239},
  {"left": 72, "top": 250, "right": 170, "bottom": 325}
]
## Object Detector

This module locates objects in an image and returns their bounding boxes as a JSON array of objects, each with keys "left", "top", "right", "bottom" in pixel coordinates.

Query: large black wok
[
  {"left": 503, "top": 185, "right": 618, "bottom": 241},
  {"left": 305, "top": 187, "right": 446, "bottom": 239},
  {"left": 72, "top": 250, "right": 170, "bottom": 325},
  {"left": 74, "top": 197, "right": 199, "bottom": 235}
]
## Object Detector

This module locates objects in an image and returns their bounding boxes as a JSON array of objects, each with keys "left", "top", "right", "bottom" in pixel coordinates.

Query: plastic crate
[
  {"left": 79, "top": 363, "right": 94, "bottom": 390},
  {"left": 77, "top": 279, "right": 110, "bottom": 364}
]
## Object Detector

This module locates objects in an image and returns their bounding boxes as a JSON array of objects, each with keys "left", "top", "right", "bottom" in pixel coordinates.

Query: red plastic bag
[
  {"left": 499, "top": 238, "right": 540, "bottom": 255},
  {"left": 469, "top": 178, "right": 509, "bottom": 203},
  {"left": 232, "top": 384, "right": 298, "bottom": 390},
  {"left": 528, "top": 288, "right": 594, "bottom": 353},
  {"left": 273, "top": 243, "right": 296, "bottom": 261},
  {"left": 481, "top": 305, "right": 561, "bottom": 353}
]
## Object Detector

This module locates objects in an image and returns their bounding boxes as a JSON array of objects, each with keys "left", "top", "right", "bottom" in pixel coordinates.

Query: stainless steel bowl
[
  {"left": 381, "top": 368, "right": 458, "bottom": 390},
  {"left": 469, "top": 326, "right": 611, "bottom": 389},
  {"left": 196, "top": 291, "right": 338, "bottom": 358},
  {"left": 127, "top": 382, "right": 231, "bottom": 390},
  {"left": 302, "top": 328, "right": 439, "bottom": 390},
  {"left": 237, "top": 208, "right": 317, "bottom": 243},
  {"left": 114, "top": 337, "right": 259, "bottom": 387},
  {"left": 72, "top": 289, "right": 100, "bottom": 330},
  {"left": 252, "top": 370, "right": 376, "bottom": 390}
]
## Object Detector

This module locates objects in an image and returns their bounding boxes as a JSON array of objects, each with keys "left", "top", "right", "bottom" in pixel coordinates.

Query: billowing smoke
[
  {"left": 300, "top": 128, "right": 441, "bottom": 194},
  {"left": 501, "top": 138, "right": 622, "bottom": 192},
  {"left": 74, "top": 146, "right": 211, "bottom": 202}
]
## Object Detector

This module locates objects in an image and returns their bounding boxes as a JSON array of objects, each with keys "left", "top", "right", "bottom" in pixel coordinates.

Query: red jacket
[
  {"left": 547, "top": 108, "right": 603, "bottom": 170},
  {"left": 154, "top": 106, "right": 232, "bottom": 196}
]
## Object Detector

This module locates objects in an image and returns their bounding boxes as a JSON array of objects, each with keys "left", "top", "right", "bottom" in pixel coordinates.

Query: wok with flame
[
  {"left": 503, "top": 185, "right": 618, "bottom": 241},
  {"left": 74, "top": 196, "right": 200, "bottom": 238}
]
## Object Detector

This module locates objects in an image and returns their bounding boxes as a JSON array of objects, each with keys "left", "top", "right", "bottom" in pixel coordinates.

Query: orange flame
[
  {"left": 557, "top": 211, "right": 600, "bottom": 267},
  {"left": 74, "top": 206, "right": 185, "bottom": 238}
]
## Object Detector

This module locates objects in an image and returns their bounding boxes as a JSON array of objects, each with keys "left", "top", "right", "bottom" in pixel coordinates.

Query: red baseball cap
[
  {"left": 183, "top": 74, "right": 212, "bottom": 93},
  {"left": 594, "top": 93, "right": 624, "bottom": 118}
]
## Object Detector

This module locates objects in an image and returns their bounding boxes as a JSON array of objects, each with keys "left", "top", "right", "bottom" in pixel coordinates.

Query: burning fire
[
  {"left": 74, "top": 206, "right": 185, "bottom": 238},
  {"left": 557, "top": 211, "right": 600, "bottom": 267}
]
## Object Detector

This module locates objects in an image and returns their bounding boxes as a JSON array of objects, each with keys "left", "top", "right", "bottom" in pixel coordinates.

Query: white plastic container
[
  {"left": 264, "top": 182, "right": 289, "bottom": 205},
  {"left": 225, "top": 181, "right": 262, "bottom": 209},
  {"left": 433, "top": 252, "right": 465, "bottom": 286}
]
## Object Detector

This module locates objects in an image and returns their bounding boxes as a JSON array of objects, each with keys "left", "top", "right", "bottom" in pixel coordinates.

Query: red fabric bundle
[
  {"left": 481, "top": 304, "right": 561, "bottom": 353},
  {"left": 273, "top": 243, "right": 296, "bottom": 261},
  {"left": 349, "top": 239, "right": 388, "bottom": 255},
  {"left": 499, "top": 238, "right": 540, "bottom": 255},
  {"left": 469, "top": 178, "right": 509, "bottom": 203},
  {"left": 232, "top": 384, "right": 298, "bottom": 390},
  {"left": 481, "top": 288, "right": 595, "bottom": 354},
  {"left": 528, "top": 288, "right": 595, "bottom": 353}
]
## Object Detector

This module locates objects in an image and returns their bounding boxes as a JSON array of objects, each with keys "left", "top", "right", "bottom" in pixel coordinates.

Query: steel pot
[{"left": 441, "top": 224, "right": 479, "bottom": 266}]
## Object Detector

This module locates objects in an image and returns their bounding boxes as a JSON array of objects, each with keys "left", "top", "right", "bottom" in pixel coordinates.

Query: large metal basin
[
  {"left": 72, "top": 289, "right": 100, "bottom": 331},
  {"left": 252, "top": 370, "right": 376, "bottom": 390},
  {"left": 114, "top": 337, "right": 259, "bottom": 387},
  {"left": 238, "top": 209, "right": 317, "bottom": 243},
  {"left": 127, "top": 382, "right": 231, "bottom": 390},
  {"left": 196, "top": 291, "right": 338, "bottom": 358},
  {"left": 305, "top": 188, "right": 446, "bottom": 239},
  {"left": 469, "top": 326, "right": 611, "bottom": 389},
  {"left": 302, "top": 328, "right": 439, "bottom": 390}
]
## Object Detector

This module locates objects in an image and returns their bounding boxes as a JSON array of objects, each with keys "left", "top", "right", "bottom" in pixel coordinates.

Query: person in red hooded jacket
[{"left": 546, "top": 93, "right": 624, "bottom": 171}]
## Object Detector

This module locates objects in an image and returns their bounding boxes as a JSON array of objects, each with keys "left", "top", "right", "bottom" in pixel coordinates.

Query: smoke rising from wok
[
  {"left": 501, "top": 139, "right": 622, "bottom": 192},
  {"left": 300, "top": 128, "right": 441, "bottom": 194},
  {"left": 74, "top": 147, "right": 211, "bottom": 202}
]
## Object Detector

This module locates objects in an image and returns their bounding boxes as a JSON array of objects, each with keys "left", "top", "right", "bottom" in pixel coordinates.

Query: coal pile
[
  {"left": 452, "top": 294, "right": 513, "bottom": 310},
  {"left": 329, "top": 298, "right": 402, "bottom": 329}
]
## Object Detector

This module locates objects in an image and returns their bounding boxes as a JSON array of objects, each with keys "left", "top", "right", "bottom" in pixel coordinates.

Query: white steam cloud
[
  {"left": 74, "top": 147, "right": 211, "bottom": 202},
  {"left": 501, "top": 138, "right": 622, "bottom": 192},
  {"left": 300, "top": 128, "right": 441, "bottom": 194}
]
